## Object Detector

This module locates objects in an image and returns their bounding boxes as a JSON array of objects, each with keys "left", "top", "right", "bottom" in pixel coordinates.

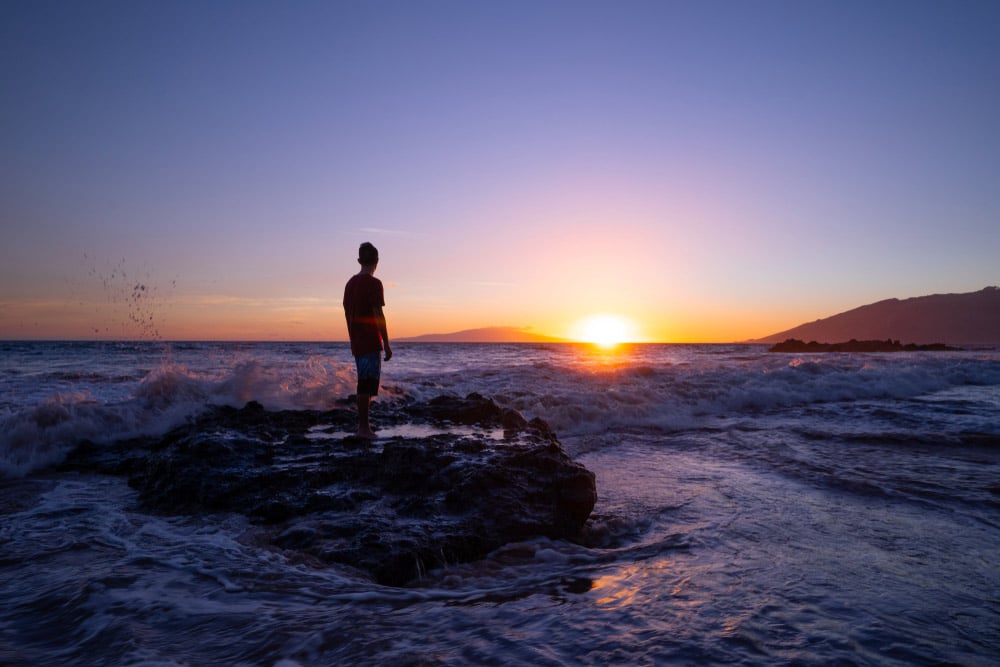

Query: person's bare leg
[{"left": 357, "top": 393, "right": 376, "bottom": 438}]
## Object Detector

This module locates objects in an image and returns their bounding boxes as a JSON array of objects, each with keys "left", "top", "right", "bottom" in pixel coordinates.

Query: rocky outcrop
[
  {"left": 59, "top": 394, "right": 597, "bottom": 586},
  {"left": 768, "top": 338, "right": 960, "bottom": 353}
]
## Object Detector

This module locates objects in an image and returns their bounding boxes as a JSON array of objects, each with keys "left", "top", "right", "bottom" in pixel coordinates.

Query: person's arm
[
  {"left": 343, "top": 285, "right": 352, "bottom": 342},
  {"left": 374, "top": 305, "right": 392, "bottom": 361}
]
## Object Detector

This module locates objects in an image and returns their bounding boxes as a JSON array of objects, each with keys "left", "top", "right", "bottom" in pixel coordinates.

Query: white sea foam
[
  {"left": 0, "top": 353, "right": 358, "bottom": 477},
  {"left": 3, "top": 344, "right": 999, "bottom": 477},
  {"left": 396, "top": 350, "right": 1000, "bottom": 437}
]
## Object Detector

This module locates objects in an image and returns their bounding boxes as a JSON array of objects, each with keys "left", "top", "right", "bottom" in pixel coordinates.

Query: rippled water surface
[{"left": 2, "top": 342, "right": 998, "bottom": 665}]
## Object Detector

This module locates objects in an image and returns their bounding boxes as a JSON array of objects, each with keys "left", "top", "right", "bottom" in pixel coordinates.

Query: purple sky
[{"left": 2, "top": 1, "right": 998, "bottom": 341}]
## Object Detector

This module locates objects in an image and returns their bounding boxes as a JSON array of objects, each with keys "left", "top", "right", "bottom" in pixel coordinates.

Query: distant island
[
  {"left": 398, "top": 327, "right": 569, "bottom": 344},
  {"left": 769, "top": 338, "right": 960, "bottom": 353},
  {"left": 754, "top": 286, "right": 1000, "bottom": 345}
]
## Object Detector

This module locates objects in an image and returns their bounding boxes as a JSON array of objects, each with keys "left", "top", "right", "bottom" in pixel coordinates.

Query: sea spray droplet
[{"left": 81, "top": 255, "right": 175, "bottom": 341}]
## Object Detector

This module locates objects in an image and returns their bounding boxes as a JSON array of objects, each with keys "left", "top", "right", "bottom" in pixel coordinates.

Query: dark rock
[
  {"left": 59, "top": 394, "right": 597, "bottom": 586},
  {"left": 768, "top": 338, "right": 961, "bottom": 353}
]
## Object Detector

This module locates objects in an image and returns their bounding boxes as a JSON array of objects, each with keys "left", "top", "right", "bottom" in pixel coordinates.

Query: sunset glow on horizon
[
  {"left": 2, "top": 2, "right": 998, "bottom": 343},
  {"left": 570, "top": 314, "right": 644, "bottom": 347}
]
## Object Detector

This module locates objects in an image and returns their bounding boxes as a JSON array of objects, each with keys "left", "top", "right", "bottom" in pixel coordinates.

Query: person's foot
[{"left": 356, "top": 427, "right": 377, "bottom": 440}]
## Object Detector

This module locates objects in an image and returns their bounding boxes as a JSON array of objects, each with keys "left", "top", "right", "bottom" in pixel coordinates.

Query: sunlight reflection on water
[{"left": 305, "top": 423, "right": 506, "bottom": 441}]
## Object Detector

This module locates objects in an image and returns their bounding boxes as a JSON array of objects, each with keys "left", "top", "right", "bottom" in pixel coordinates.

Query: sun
[{"left": 571, "top": 314, "right": 638, "bottom": 348}]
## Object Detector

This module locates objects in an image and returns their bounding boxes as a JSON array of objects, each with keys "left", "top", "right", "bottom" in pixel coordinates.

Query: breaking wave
[
  {"left": 1, "top": 356, "right": 356, "bottom": 477},
  {"left": 4, "top": 343, "right": 999, "bottom": 477}
]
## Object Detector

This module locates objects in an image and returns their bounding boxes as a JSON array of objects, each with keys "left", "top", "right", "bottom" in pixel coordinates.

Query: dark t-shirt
[{"left": 343, "top": 273, "right": 385, "bottom": 356}]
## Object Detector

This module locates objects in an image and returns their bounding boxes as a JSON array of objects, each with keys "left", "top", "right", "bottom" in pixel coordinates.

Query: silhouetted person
[{"left": 343, "top": 242, "right": 392, "bottom": 438}]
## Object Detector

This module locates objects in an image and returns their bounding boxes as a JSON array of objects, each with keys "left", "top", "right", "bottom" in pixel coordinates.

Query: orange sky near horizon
[{"left": 0, "top": 276, "right": 848, "bottom": 344}]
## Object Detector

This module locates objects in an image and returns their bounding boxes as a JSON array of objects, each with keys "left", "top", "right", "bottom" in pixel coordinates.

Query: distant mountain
[
  {"left": 754, "top": 287, "right": 1000, "bottom": 345},
  {"left": 399, "top": 326, "right": 568, "bottom": 343}
]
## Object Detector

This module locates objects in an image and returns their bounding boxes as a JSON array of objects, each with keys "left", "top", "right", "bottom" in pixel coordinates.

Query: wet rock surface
[{"left": 60, "top": 394, "right": 597, "bottom": 586}]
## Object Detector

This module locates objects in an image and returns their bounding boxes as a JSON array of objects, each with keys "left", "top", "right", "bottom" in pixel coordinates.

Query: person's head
[{"left": 358, "top": 242, "right": 379, "bottom": 269}]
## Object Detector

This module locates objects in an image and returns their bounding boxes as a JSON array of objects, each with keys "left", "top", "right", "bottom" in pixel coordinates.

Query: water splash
[{"left": 83, "top": 254, "right": 176, "bottom": 341}]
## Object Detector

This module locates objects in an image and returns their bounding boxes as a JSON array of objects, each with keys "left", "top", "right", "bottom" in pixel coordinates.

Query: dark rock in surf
[
  {"left": 768, "top": 338, "right": 960, "bottom": 353},
  {"left": 59, "top": 394, "right": 597, "bottom": 586}
]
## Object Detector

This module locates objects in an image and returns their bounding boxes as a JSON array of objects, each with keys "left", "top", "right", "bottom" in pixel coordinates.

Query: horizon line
[{"left": 0, "top": 337, "right": 755, "bottom": 345}]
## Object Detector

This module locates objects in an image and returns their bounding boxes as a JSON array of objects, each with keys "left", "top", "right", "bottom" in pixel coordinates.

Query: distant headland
[
  {"left": 398, "top": 327, "right": 569, "bottom": 344},
  {"left": 754, "top": 287, "right": 1000, "bottom": 345}
]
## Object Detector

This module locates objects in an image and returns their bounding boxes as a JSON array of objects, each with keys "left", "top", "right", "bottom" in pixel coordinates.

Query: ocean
[{"left": 1, "top": 341, "right": 998, "bottom": 666}]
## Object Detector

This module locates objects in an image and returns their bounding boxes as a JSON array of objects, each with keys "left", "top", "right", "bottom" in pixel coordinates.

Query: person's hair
[{"left": 358, "top": 242, "right": 379, "bottom": 265}]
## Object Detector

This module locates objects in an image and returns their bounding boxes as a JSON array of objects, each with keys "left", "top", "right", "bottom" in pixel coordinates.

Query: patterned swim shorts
[{"left": 355, "top": 351, "right": 381, "bottom": 396}]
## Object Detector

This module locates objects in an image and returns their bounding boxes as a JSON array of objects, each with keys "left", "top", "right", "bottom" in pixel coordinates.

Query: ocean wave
[
  {"left": 43, "top": 370, "right": 139, "bottom": 383},
  {"left": 4, "top": 346, "right": 999, "bottom": 477},
  {"left": 402, "top": 354, "right": 1000, "bottom": 437},
  {"left": 1, "top": 356, "right": 359, "bottom": 477},
  {"left": 0, "top": 392, "right": 148, "bottom": 477}
]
